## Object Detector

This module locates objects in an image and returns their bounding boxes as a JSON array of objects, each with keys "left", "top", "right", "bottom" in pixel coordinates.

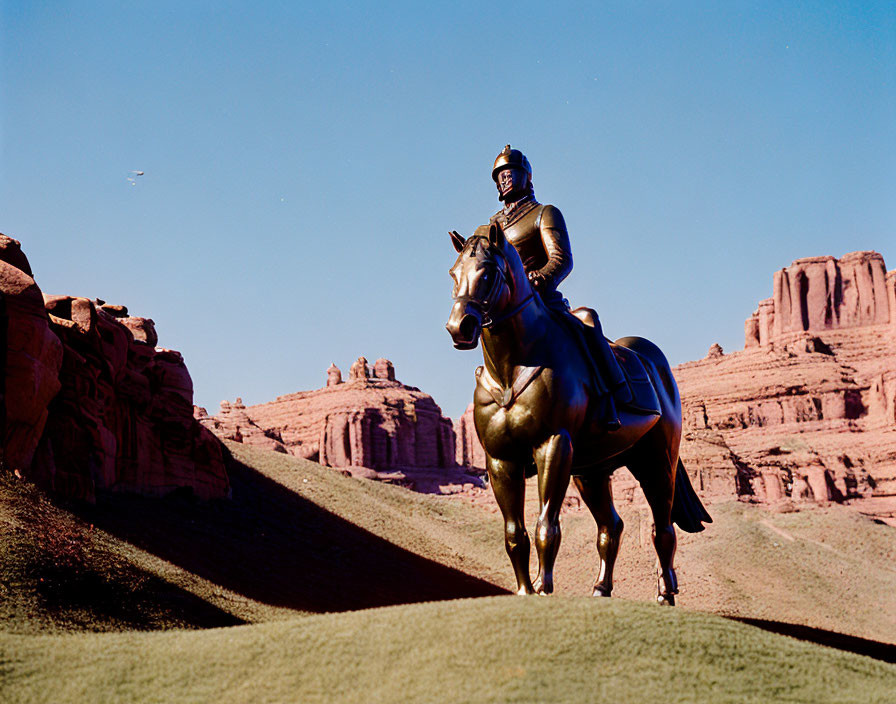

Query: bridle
[{"left": 454, "top": 239, "right": 535, "bottom": 329}]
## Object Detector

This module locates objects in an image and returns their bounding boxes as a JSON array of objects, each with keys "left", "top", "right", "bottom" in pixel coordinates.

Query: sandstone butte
[
  {"left": 668, "top": 250, "right": 896, "bottom": 523},
  {"left": 0, "top": 234, "right": 229, "bottom": 502},
  {"left": 194, "top": 356, "right": 483, "bottom": 493}
]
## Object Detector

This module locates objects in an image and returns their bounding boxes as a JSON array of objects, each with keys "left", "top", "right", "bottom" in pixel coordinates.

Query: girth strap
[{"left": 476, "top": 364, "right": 544, "bottom": 409}]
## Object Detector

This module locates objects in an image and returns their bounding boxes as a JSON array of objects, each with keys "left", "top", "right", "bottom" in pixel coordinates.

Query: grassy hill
[
  {"left": 3, "top": 596, "right": 895, "bottom": 704},
  {"left": 2, "top": 440, "right": 896, "bottom": 701}
]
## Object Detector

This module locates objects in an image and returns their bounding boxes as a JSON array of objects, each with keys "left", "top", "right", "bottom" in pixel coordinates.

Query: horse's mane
[{"left": 465, "top": 234, "right": 524, "bottom": 269}]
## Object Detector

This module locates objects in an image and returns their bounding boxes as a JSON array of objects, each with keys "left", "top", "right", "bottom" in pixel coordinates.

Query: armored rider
[{"left": 487, "top": 144, "right": 630, "bottom": 429}]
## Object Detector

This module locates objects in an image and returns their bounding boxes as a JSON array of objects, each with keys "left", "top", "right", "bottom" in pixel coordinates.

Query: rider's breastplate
[
  {"left": 491, "top": 199, "right": 571, "bottom": 308},
  {"left": 492, "top": 200, "right": 545, "bottom": 271}
]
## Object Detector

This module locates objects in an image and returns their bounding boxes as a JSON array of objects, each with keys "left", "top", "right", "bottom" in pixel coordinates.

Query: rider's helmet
[{"left": 492, "top": 145, "right": 532, "bottom": 183}]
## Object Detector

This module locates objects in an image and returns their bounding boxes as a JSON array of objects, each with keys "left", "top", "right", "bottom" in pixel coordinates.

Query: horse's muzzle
[{"left": 446, "top": 301, "right": 482, "bottom": 350}]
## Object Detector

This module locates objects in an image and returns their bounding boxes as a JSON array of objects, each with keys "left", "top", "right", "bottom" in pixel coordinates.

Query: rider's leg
[
  {"left": 570, "top": 307, "right": 628, "bottom": 430},
  {"left": 532, "top": 431, "right": 573, "bottom": 595},
  {"left": 573, "top": 474, "right": 624, "bottom": 597},
  {"left": 570, "top": 307, "right": 629, "bottom": 396},
  {"left": 486, "top": 454, "right": 534, "bottom": 595}
]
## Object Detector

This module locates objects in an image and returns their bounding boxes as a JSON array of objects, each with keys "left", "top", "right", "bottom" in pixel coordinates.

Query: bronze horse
[{"left": 446, "top": 223, "right": 711, "bottom": 604}]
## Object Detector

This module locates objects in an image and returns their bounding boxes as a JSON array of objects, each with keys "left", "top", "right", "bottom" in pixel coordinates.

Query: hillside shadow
[
  {"left": 727, "top": 616, "right": 896, "bottom": 664},
  {"left": 0, "top": 474, "right": 244, "bottom": 633},
  {"left": 72, "top": 451, "right": 507, "bottom": 614},
  {"left": 30, "top": 558, "right": 246, "bottom": 632}
]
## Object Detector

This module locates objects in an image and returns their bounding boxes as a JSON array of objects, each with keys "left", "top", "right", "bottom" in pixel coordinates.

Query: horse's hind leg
[
  {"left": 573, "top": 474, "right": 623, "bottom": 597},
  {"left": 532, "top": 431, "right": 573, "bottom": 595},
  {"left": 487, "top": 454, "right": 535, "bottom": 595},
  {"left": 628, "top": 456, "right": 678, "bottom": 605}
]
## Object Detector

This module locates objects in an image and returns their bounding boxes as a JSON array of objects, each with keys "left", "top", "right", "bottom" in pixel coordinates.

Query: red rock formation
[
  {"left": 888, "top": 269, "right": 896, "bottom": 325},
  {"left": 196, "top": 398, "right": 287, "bottom": 454},
  {"left": 678, "top": 250, "right": 896, "bottom": 509},
  {"left": 202, "top": 360, "right": 457, "bottom": 476},
  {"left": 373, "top": 358, "right": 395, "bottom": 381},
  {"left": 0, "top": 234, "right": 228, "bottom": 501},
  {"left": 455, "top": 403, "right": 485, "bottom": 471},
  {"left": 0, "top": 235, "right": 63, "bottom": 474},
  {"left": 326, "top": 363, "right": 342, "bottom": 387},
  {"left": 349, "top": 356, "right": 370, "bottom": 380},
  {"left": 745, "top": 251, "right": 894, "bottom": 346}
]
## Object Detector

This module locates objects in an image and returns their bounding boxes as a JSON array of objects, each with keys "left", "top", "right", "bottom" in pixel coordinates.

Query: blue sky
[{"left": 2, "top": 1, "right": 894, "bottom": 418}]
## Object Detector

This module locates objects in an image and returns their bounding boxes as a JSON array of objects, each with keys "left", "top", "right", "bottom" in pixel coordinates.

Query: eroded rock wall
[
  {"left": 746, "top": 251, "right": 894, "bottom": 347},
  {"left": 0, "top": 236, "right": 63, "bottom": 474},
  {"left": 455, "top": 403, "right": 485, "bottom": 471},
  {"left": 200, "top": 362, "right": 457, "bottom": 473},
  {"left": 683, "top": 250, "right": 896, "bottom": 507},
  {"left": 1, "top": 234, "right": 229, "bottom": 501}
]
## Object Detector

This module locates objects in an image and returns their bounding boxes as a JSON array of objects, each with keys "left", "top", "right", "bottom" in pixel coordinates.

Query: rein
[{"left": 482, "top": 292, "right": 534, "bottom": 328}]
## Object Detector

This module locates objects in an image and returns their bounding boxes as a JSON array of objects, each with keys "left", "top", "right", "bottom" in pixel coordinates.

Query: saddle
[{"left": 608, "top": 342, "right": 662, "bottom": 416}]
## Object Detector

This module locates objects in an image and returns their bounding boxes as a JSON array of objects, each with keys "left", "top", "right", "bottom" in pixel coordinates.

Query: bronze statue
[
  {"left": 446, "top": 154, "right": 711, "bottom": 602},
  {"left": 487, "top": 145, "right": 641, "bottom": 430}
]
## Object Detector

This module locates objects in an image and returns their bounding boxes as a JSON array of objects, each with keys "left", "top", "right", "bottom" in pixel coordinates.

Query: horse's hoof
[
  {"left": 592, "top": 586, "right": 612, "bottom": 598},
  {"left": 656, "top": 593, "right": 676, "bottom": 606}
]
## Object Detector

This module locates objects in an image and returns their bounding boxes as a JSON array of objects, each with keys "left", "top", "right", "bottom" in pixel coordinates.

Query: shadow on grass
[
  {"left": 73, "top": 450, "right": 508, "bottom": 614},
  {"left": 32, "top": 559, "right": 246, "bottom": 631},
  {"left": 0, "top": 474, "right": 244, "bottom": 633},
  {"left": 727, "top": 616, "right": 896, "bottom": 664}
]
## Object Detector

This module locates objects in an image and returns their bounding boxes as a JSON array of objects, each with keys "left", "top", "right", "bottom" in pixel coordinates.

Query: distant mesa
[
  {"left": 198, "top": 357, "right": 475, "bottom": 493},
  {"left": 744, "top": 251, "right": 895, "bottom": 348},
  {"left": 0, "top": 233, "right": 229, "bottom": 502},
  {"left": 674, "top": 250, "right": 896, "bottom": 519}
]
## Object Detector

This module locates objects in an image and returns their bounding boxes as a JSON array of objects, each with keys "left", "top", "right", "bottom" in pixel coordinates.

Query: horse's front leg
[
  {"left": 487, "top": 453, "right": 534, "bottom": 595},
  {"left": 532, "top": 431, "right": 573, "bottom": 595}
]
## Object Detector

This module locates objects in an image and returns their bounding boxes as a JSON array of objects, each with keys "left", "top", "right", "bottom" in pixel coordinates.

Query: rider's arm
[{"left": 534, "top": 205, "right": 572, "bottom": 289}]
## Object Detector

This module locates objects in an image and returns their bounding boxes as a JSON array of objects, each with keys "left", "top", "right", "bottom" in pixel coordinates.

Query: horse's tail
[{"left": 671, "top": 459, "right": 712, "bottom": 533}]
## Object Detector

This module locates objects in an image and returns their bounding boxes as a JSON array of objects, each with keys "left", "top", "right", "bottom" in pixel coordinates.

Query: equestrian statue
[{"left": 446, "top": 146, "right": 711, "bottom": 604}]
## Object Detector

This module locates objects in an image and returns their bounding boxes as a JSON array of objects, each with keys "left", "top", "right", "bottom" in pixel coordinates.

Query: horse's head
[{"left": 446, "top": 222, "right": 520, "bottom": 350}]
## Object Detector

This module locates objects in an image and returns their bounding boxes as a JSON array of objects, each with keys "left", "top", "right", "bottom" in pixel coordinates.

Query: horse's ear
[
  {"left": 488, "top": 222, "right": 506, "bottom": 248},
  {"left": 449, "top": 230, "right": 466, "bottom": 253}
]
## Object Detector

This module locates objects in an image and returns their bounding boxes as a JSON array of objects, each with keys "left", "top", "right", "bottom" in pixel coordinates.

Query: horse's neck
[{"left": 481, "top": 273, "right": 549, "bottom": 387}]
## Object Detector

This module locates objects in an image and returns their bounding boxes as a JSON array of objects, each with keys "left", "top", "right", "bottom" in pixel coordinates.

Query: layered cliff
[
  {"left": 198, "top": 357, "right": 457, "bottom": 474},
  {"left": 1, "top": 234, "right": 229, "bottom": 501},
  {"left": 676, "top": 250, "right": 895, "bottom": 509}
]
